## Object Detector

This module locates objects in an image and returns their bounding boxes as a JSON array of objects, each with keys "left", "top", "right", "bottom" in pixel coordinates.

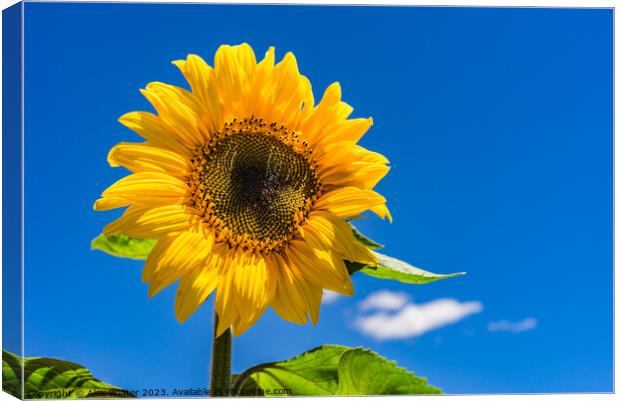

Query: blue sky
[{"left": 16, "top": 3, "right": 612, "bottom": 394}]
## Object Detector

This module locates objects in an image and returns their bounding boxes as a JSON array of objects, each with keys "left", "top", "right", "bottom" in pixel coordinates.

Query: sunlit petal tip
[
  {"left": 372, "top": 203, "right": 393, "bottom": 223},
  {"left": 325, "top": 81, "right": 342, "bottom": 98},
  {"left": 144, "top": 81, "right": 164, "bottom": 92},
  {"left": 106, "top": 145, "right": 123, "bottom": 167},
  {"left": 173, "top": 296, "right": 189, "bottom": 323},
  {"left": 118, "top": 111, "right": 138, "bottom": 126},
  {"left": 117, "top": 112, "right": 134, "bottom": 125},
  {"left": 343, "top": 284, "right": 355, "bottom": 297},
  {"left": 232, "top": 318, "right": 254, "bottom": 337},
  {"left": 148, "top": 276, "right": 177, "bottom": 299},
  {"left": 214, "top": 44, "right": 233, "bottom": 62},
  {"left": 146, "top": 282, "right": 158, "bottom": 299},
  {"left": 147, "top": 274, "right": 176, "bottom": 298},
  {"left": 93, "top": 197, "right": 128, "bottom": 211},
  {"left": 174, "top": 292, "right": 196, "bottom": 323},
  {"left": 282, "top": 51, "right": 297, "bottom": 62},
  {"left": 257, "top": 47, "right": 276, "bottom": 70},
  {"left": 236, "top": 42, "right": 252, "bottom": 52},
  {"left": 216, "top": 319, "right": 231, "bottom": 338}
]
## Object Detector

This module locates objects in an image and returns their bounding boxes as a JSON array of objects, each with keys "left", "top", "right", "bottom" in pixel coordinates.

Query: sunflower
[{"left": 95, "top": 43, "right": 391, "bottom": 336}]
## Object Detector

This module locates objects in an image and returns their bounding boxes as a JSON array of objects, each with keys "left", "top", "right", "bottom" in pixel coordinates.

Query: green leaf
[
  {"left": 91, "top": 234, "right": 156, "bottom": 260},
  {"left": 358, "top": 251, "right": 465, "bottom": 284},
  {"left": 3, "top": 351, "right": 22, "bottom": 398},
  {"left": 233, "top": 345, "right": 348, "bottom": 396},
  {"left": 3, "top": 350, "right": 135, "bottom": 399},
  {"left": 233, "top": 345, "right": 440, "bottom": 396},
  {"left": 335, "top": 349, "right": 441, "bottom": 395}
]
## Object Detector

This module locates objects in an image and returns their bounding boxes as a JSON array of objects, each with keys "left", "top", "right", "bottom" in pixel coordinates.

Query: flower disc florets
[{"left": 189, "top": 117, "right": 322, "bottom": 254}]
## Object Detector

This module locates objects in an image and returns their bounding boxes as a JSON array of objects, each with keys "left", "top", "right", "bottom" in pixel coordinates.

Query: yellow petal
[
  {"left": 99, "top": 172, "right": 188, "bottom": 208},
  {"left": 118, "top": 111, "right": 191, "bottom": 157},
  {"left": 213, "top": 44, "right": 254, "bottom": 117},
  {"left": 284, "top": 253, "right": 323, "bottom": 325},
  {"left": 141, "top": 82, "right": 206, "bottom": 148},
  {"left": 256, "top": 52, "right": 311, "bottom": 128},
  {"left": 315, "top": 142, "right": 389, "bottom": 166},
  {"left": 304, "top": 281, "right": 323, "bottom": 325},
  {"left": 320, "top": 163, "right": 390, "bottom": 190},
  {"left": 173, "top": 54, "right": 212, "bottom": 103},
  {"left": 270, "top": 253, "right": 308, "bottom": 324},
  {"left": 231, "top": 43, "right": 257, "bottom": 79},
  {"left": 141, "top": 236, "right": 175, "bottom": 283},
  {"left": 147, "top": 230, "right": 214, "bottom": 297},
  {"left": 108, "top": 142, "right": 190, "bottom": 177},
  {"left": 174, "top": 260, "right": 220, "bottom": 322},
  {"left": 370, "top": 203, "right": 393, "bottom": 222},
  {"left": 301, "top": 211, "right": 377, "bottom": 265},
  {"left": 244, "top": 47, "right": 275, "bottom": 117},
  {"left": 315, "top": 142, "right": 390, "bottom": 190},
  {"left": 103, "top": 205, "right": 198, "bottom": 239},
  {"left": 272, "top": 253, "right": 323, "bottom": 325},
  {"left": 215, "top": 248, "right": 239, "bottom": 337},
  {"left": 331, "top": 118, "right": 373, "bottom": 143},
  {"left": 173, "top": 55, "right": 223, "bottom": 132},
  {"left": 93, "top": 197, "right": 130, "bottom": 211},
  {"left": 231, "top": 254, "right": 277, "bottom": 336},
  {"left": 300, "top": 82, "right": 353, "bottom": 143},
  {"left": 314, "top": 186, "right": 386, "bottom": 218},
  {"left": 286, "top": 239, "right": 353, "bottom": 296}
]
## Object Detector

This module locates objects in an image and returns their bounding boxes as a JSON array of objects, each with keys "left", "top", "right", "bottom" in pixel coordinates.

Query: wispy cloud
[
  {"left": 488, "top": 318, "right": 537, "bottom": 333},
  {"left": 358, "top": 290, "right": 409, "bottom": 311},
  {"left": 322, "top": 290, "right": 341, "bottom": 304},
  {"left": 355, "top": 291, "right": 483, "bottom": 340}
]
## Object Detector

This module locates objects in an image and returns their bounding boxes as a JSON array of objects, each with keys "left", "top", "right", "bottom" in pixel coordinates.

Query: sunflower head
[{"left": 95, "top": 43, "right": 391, "bottom": 336}]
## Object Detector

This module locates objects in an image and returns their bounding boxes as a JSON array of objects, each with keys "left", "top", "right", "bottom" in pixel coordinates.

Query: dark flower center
[{"left": 189, "top": 118, "right": 321, "bottom": 253}]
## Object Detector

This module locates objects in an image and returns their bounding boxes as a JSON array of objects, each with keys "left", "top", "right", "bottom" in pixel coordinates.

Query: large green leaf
[
  {"left": 358, "top": 251, "right": 465, "bottom": 284},
  {"left": 2, "top": 350, "right": 135, "bottom": 399},
  {"left": 335, "top": 349, "right": 441, "bottom": 395},
  {"left": 91, "top": 234, "right": 156, "bottom": 260},
  {"left": 232, "top": 345, "right": 440, "bottom": 396},
  {"left": 233, "top": 345, "right": 347, "bottom": 396},
  {"left": 3, "top": 351, "right": 22, "bottom": 398}
]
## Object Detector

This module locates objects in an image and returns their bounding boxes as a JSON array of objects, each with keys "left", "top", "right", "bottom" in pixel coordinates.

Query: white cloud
[
  {"left": 488, "top": 318, "right": 537, "bottom": 333},
  {"left": 322, "top": 290, "right": 341, "bottom": 304},
  {"left": 358, "top": 290, "right": 410, "bottom": 311},
  {"left": 355, "top": 295, "right": 483, "bottom": 341}
]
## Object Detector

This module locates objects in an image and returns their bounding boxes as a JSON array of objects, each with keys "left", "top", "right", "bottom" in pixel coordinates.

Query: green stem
[{"left": 210, "top": 313, "right": 232, "bottom": 397}]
